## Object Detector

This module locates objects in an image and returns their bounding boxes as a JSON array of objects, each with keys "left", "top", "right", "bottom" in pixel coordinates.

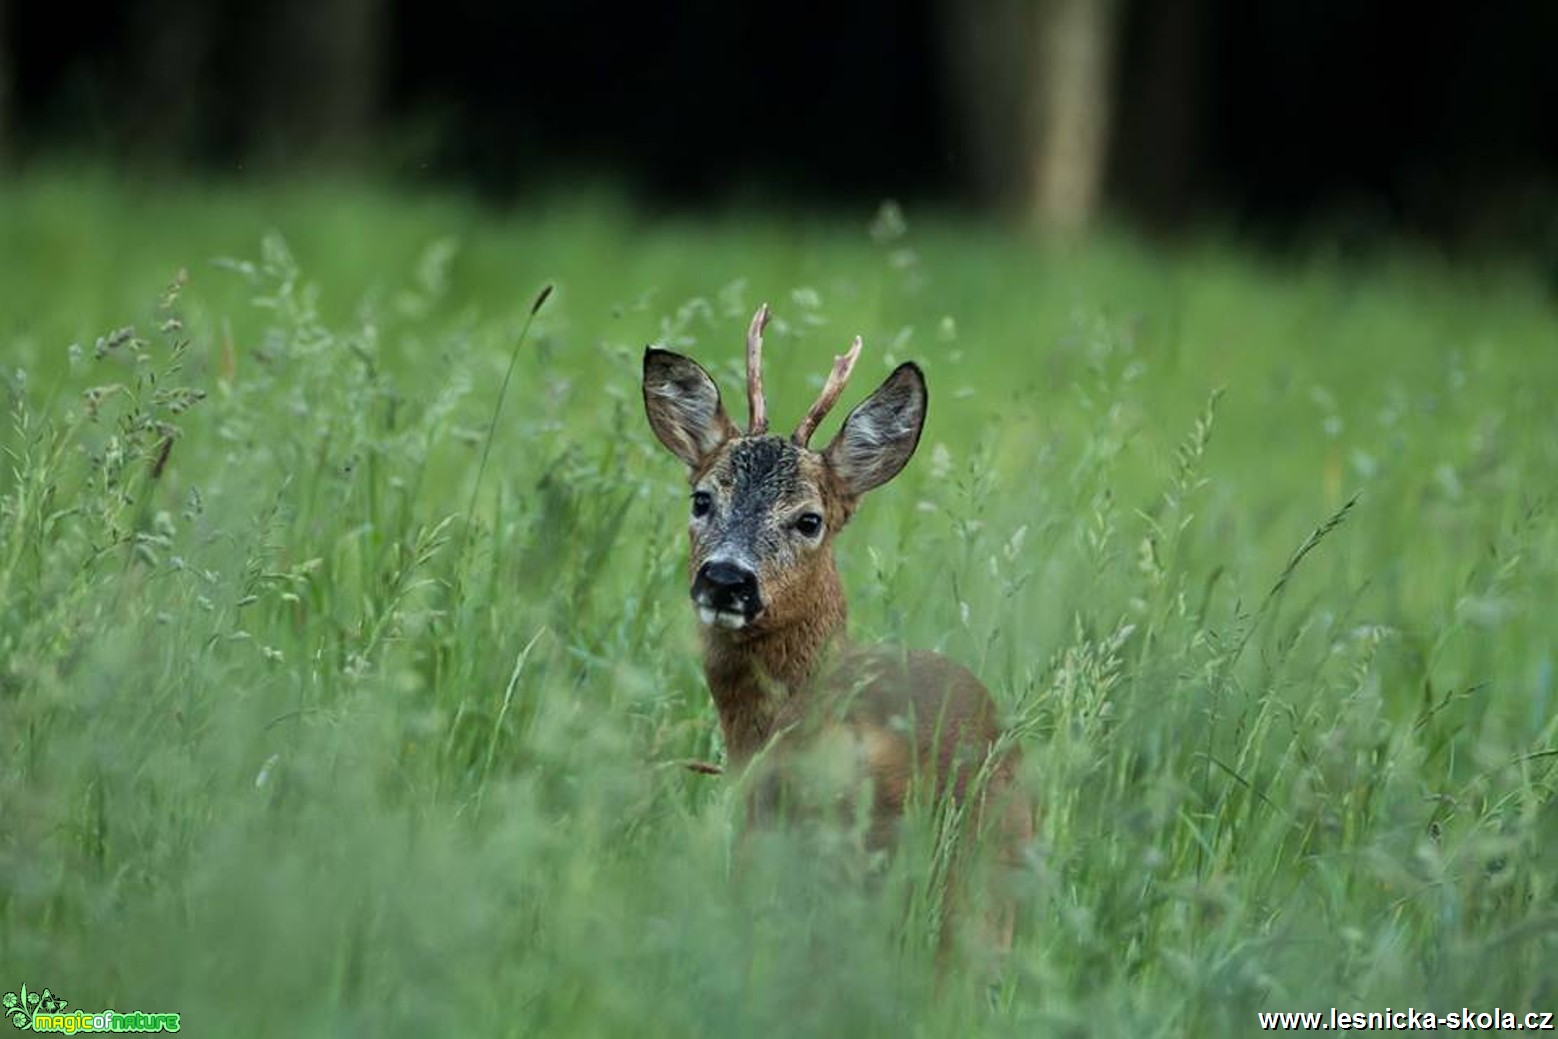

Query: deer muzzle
[{"left": 692, "top": 559, "right": 762, "bottom": 629}]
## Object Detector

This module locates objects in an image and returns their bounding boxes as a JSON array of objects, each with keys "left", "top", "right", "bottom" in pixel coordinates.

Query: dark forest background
[{"left": 3, "top": 0, "right": 1557, "bottom": 254}]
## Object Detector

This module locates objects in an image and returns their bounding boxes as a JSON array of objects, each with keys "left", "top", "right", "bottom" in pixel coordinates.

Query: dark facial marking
[{"left": 698, "top": 437, "right": 815, "bottom": 568}]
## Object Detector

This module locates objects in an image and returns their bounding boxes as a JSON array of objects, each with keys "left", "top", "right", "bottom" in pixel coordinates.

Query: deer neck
[{"left": 700, "top": 561, "right": 848, "bottom": 766}]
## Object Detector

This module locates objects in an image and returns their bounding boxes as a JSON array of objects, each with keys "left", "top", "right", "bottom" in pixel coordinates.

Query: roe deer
[{"left": 642, "top": 304, "right": 1031, "bottom": 951}]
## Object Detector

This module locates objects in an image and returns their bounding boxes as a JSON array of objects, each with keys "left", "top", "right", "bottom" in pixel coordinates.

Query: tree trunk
[
  {"left": 125, "top": 0, "right": 214, "bottom": 163},
  {"left": 941, "top": 0, "right": 1030, "bottom": 207},
  {"left": 1024, "top": 0, "right": 1120, "bottom": 235},
  {"left": 257, "top": 0, "right": 387, "bottom": 165},
  {"left": 0, "top": 0, "right": 10, "bottom": 167},
  {"left": 1114, "top": 0, "right": 1207, "bottom": 230},
  {"left": 941, "top": 0, "right": 1121, "bottom": 235}
]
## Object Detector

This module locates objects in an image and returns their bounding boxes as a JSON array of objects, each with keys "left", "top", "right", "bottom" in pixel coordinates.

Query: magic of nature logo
[{"left": 3, "top": 985, "right": 181, "bottom": 1033}]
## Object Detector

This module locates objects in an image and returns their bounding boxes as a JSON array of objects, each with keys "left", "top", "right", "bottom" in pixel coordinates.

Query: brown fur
[{"left": 643, "top": 339, "right": 1032, "bottom": 958}]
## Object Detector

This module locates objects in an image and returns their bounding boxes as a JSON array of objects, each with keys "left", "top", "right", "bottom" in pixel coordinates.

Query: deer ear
[
  {"left": 824, "top": 362, "right": 927, "bottom": 497},
  {"left": 643, "top": 348, "right": 738, "bottom": 468}
]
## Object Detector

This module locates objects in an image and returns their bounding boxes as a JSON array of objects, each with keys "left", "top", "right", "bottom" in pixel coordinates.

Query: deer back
[{"left": 752, "top": 645, "right": 1024, "bottom": 855}]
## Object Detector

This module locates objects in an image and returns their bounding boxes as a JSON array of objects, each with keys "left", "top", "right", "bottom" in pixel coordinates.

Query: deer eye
[
  {"left": 794, "top": 512, "right": 824, "bottom": 539},
  {"left": 691, "top": 490, "right": 713, "bottom": 519}
]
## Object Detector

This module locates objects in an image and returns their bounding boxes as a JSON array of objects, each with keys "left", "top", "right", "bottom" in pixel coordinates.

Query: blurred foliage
[{"left": 1, "top": 175, "right": 1556, "bottom": 1035}]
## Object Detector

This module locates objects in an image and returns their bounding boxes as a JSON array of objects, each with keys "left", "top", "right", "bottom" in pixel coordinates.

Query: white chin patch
[{"left": 697, "top": 607, "right": 747, "bottom": 630}]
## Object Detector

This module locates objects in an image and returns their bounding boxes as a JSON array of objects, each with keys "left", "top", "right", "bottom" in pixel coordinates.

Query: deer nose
[{"left": 693, "top": 560, "right": 760, "bottom": 615}]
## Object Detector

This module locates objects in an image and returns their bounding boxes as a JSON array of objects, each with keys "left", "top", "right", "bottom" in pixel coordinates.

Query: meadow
[{"left": 2, "top": 173, "right": 1556, "bottom": 1036}]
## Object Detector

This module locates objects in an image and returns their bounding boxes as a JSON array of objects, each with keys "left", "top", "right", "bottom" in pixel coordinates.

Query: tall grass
[{"left": 2, "top": 175, "right": 1556, "bottom": 1036}]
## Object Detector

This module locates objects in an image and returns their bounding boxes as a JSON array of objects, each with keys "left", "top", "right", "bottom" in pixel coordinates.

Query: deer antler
[
  {"left": 792, "top": 335, "right": 863, "bottom": 447},
  {"left": 746, "top": 303, "right": 771, "bottom": 435}
]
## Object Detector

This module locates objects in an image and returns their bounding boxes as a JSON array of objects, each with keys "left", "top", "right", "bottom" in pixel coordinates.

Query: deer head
[{"left": 643, "top": 304, "right": 927, "bottom": 638}]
